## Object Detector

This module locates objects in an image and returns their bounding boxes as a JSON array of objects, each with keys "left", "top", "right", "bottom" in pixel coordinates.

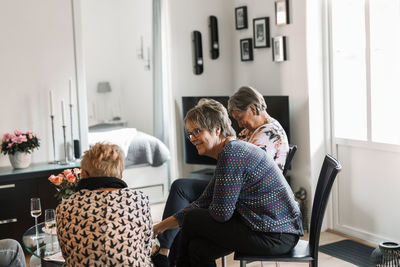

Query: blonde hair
[
  {"left": 184, "top": 98, "right": 236, "bottom": 138},
  {"left": 228, "top": 86, "right": 267, "bottom": 115},
  {"left": 81, "top": 143, "right": 125, "bottom": 178}
]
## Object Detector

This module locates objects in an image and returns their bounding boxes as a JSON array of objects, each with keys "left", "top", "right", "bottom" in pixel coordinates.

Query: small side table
[{"left": 22, "top": 222, "right": 63, "bottom": 267}]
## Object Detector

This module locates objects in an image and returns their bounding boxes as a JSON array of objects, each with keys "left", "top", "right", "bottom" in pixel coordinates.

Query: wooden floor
[
  {"left": 215, "top": 230, "right": 376, "bottom": 267},
  {"left": 25, "top": 202, "right": 376, "bottom": 266},
  {"left": 152, "top": 203, "right": 377, "bottom": 267}
]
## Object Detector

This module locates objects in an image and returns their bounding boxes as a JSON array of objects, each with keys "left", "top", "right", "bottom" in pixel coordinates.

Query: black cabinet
[{"left": 0, "top": 162, "right": 79, "bottom": 242}]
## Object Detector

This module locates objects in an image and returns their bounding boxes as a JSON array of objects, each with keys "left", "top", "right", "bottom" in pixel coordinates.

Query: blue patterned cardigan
[{"left": 175, "top": 140, "right": 303, "bottom": 235}]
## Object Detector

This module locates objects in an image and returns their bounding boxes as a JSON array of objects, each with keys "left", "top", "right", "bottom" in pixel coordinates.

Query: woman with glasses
[{"left": 152, "top": 98, "right": 301, "bottom": 267}]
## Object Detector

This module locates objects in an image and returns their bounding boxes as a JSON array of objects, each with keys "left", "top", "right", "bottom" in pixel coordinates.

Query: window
[
  {"left": 331, "top": 0, "right": 367, "bottom": 141},
  {"left": 331, "top": 0, "right": 400, "bottom": 145},
  {"left": 369, "top": 0, "right": 400, "bottom": 145}
]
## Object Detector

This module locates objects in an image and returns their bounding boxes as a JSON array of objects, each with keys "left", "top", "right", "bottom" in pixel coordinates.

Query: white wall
[
  {"left": 166, "top": 0, "right": 235, "bottom": 177},
  {"left": 81, "top": 0, "right": 153, "bottom": 134},
  {"left": 334, "top": 144, "right": 400, "bottom": 243},
  {"left": 82, "top": 0, "right": 122, "bottom": 122},
  {"left": 232, "top": 0, "right": 282, "bottom": 93},
  {"left": 0, "top": 0, "right": 78, "bottom": 166},
  {"left": 306, "top": 0, "right": 331, "bottom": 226},
  {"left": 231, "top": 0, "right": 313, "bottom": 196}
]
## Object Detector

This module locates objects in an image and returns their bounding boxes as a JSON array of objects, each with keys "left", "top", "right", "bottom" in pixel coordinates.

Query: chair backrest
[
  {"left": 283, "top": 144, "right": 297, "bottom": 177},
  {"left": 309, "top": 154, "right": 342, "bottom": 260}
]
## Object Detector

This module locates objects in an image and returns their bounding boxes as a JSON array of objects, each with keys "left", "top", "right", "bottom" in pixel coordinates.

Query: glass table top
[{"left": 22, "top": 222, "right": 64, "bottom": 262}]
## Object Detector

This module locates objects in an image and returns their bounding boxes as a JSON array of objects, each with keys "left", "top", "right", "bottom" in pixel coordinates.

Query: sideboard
[{"left": 0, "top": 162, "right": 79, "bottom": 242}]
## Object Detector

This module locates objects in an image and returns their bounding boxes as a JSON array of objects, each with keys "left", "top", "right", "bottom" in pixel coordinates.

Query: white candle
[
  {"left": 61, "top": 100, "right": 66, "bottom": 125},
  {"left": 49, "top": 90, "right": 54, "bottom": 116},
  {"left": 69, "top": 79, "right": 73, "bottom": 105}
]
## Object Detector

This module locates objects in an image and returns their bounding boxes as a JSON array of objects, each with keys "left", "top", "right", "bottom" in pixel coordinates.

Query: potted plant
[
  {"left": 1, "top": 130, "right": 40, "bottom": 169},
  {"left": 48, "top": 168, "right": 81, "bottom": 201}
]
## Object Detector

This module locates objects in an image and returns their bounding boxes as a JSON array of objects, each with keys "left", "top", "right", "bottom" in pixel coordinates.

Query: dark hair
[{"left": 184, "top": 98, "right": 236, "bottom": 138}]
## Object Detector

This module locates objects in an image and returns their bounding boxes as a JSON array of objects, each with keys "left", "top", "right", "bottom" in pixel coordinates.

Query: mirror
[
  {"left": 80, "top": 0, "right": 154, "bottom": 135},
  {"left": 73, "top": 0, "right": 169, "bottom": 202}
]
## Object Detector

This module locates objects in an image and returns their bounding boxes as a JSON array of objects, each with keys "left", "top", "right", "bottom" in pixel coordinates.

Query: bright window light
[
  {"left": 370, "top": 0, "right": 400, "bottom": 145},
  {"left": 331, "top": 0, "right": 367, "bottom": 141}
]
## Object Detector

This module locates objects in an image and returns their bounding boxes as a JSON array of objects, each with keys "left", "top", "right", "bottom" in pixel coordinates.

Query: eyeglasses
[{"left": 186, "top": 128, "right": 202, "bottom": 140}]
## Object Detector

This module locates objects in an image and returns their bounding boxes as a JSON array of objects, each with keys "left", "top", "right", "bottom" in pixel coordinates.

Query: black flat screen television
[{"left": 182, "top": 96, "right": 290, "bottom": 165}]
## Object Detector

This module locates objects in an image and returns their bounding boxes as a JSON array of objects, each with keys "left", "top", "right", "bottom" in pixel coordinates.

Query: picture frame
[
  {"left": 272, "top": 36, "right": 287, "bottom": 62},
  {"left": 253, "top": 17, "right": 270, "bottom": 48},
  {"left": 235, "top": 6, "right": 248, "bottom": 30},
  {"left": 275, "top": 0, "right": 290, "bottom": 25},
  {"left": 240, "top": 38, "right": 253, "bottom": 61}
]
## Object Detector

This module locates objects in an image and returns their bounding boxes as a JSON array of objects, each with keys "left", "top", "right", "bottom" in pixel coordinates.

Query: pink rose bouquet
[
  {"left": 1, "top": 130, "right": 40, "bottom": 155},
  {"left": 48, "top": 168, "right": 81, "bottom": 201}
]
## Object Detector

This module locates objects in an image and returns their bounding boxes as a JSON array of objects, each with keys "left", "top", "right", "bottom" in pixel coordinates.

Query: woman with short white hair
[{"left": 228, "top": 86, "right": 289, "bottom": 171}]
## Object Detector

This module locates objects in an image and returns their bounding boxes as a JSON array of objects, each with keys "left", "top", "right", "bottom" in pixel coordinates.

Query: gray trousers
[{"left": 0, "top": 239, "right": 26, "bottom": 267}]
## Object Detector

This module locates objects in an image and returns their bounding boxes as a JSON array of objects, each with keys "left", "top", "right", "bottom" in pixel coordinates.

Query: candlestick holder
[
  {"left": 48, "top": 115, "right": 58, "bottom": 164},
  {"left": 69, "top": 104, "right": 75, "bottom": 162},
  {"left": 59, "top": 125, "right": 70, "bottom": 165}
]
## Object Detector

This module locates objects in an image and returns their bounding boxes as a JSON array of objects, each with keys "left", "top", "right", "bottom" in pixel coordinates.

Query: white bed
[
  {"left": 123, "top": 163, "right": 169, "bottom": 203},
  {"left": 88, "top": 124, "right": 170, "bottom": 203}
]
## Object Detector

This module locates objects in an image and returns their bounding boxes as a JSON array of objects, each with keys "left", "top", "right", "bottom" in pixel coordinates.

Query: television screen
[{"left": 182, "top": 96, "right": 289, "bottom": 165}]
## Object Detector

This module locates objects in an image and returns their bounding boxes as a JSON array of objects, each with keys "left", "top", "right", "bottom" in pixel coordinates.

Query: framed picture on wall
[
  {"left": 275, "top": 0, "right": 290, "bottom": 25},
  {"left": 240, "top": 38, "right": 253, "bottom": 61},
  {"left": 235, "top": 6, "right": 248, "bottom": 30},
  {"left": 272, "top": 36, "right": 287, "bottom": 62},
  {"left": 253, "top": 17, "right": 270, "bottom": 48}
]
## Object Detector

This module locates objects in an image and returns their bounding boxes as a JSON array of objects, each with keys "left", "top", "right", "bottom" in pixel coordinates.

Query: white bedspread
[{"left": 88, "top": 128, "right": 137, "bottom": 156}]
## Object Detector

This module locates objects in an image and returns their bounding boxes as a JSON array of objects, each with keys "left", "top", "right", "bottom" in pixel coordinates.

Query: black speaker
[
  {"left": 73, "top": 139, "right": 81, "bottom": 159},
  {"left": 209, "top": 16, "right": 219, "bottom": 59},
  {"left": 192, "top": 31, "right": 203, "bottom": 75}
]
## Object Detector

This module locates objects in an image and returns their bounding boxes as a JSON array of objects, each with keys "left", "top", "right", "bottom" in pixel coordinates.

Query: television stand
[{"left": 189, "top": 168, "right": 215, "bottom": 180}]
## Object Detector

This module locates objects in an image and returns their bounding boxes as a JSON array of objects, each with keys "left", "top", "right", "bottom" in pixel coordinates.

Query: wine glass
[
  {"left": 30, "top": 198, "right": 41, "bottom": 241},
  {"left": 45, "top": 209, "right": 56, "bottom": 254},
  {"left": 45, "top": 209, "right": 56, "bottom": 231}
]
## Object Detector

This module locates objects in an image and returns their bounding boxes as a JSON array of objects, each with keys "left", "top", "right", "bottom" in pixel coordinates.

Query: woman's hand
[
  {"left": 153, "top": 222, "right": 165, "bottom": 238},
  {"left": 153, "top": 216, "right": 179, "bottom": 238}
]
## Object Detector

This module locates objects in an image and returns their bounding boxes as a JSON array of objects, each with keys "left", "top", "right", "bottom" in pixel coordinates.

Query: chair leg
[
  {"left": 221, "top": 256, "right": 226, "bottom": 267},
  {"left": 240, "top": 260, "right": 247, "bottom": 267},
  {"left": 309, "top": 259, "right": 317, "bottom": 267}
]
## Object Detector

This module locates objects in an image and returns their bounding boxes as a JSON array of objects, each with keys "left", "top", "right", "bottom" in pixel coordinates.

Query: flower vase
[{"left": 9, "top": 152, "right": 32, "bottom": 169}]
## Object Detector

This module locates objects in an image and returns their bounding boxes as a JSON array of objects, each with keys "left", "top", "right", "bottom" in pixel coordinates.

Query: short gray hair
[
  {"left": 184, "top": 98, "right": 236, "bottom": 138},
  {"left": 228, "top": 86, "right": 267, "bottom": 114}
]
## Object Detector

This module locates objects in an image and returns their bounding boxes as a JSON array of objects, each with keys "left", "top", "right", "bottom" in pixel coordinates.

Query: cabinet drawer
[
  {"left": 0, "top": 180, "right": 39, "bottom": 241},
  {"left": 0, "top": 181, "right": 37, "bottom": 217},
  {"left": 0, "top": 218, "right": 20, "bottom": 241},
  {"left": 0, "top": 182, "right": 19, "bottom": 219}
]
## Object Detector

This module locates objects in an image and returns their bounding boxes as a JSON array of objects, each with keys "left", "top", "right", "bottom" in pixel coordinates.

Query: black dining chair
[
  {"left": 283, "top": 144, "right": 297, "bottom": 177},
  {"left": 234, "top": 154, "right": 342, "bottom": 267}
]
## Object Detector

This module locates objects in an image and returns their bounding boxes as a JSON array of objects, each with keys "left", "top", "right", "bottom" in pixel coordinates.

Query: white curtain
[{"left": 153, "top": 0, "right": 171, "bottom": 186}]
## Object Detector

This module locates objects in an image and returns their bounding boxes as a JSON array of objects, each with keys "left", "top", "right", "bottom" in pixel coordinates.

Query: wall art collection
[
  {"left": 191, "top": 1, "right": 290, "bottom": 75},
  {"left": 236, "top": 0, "right": 289, "bottom": 62}
]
